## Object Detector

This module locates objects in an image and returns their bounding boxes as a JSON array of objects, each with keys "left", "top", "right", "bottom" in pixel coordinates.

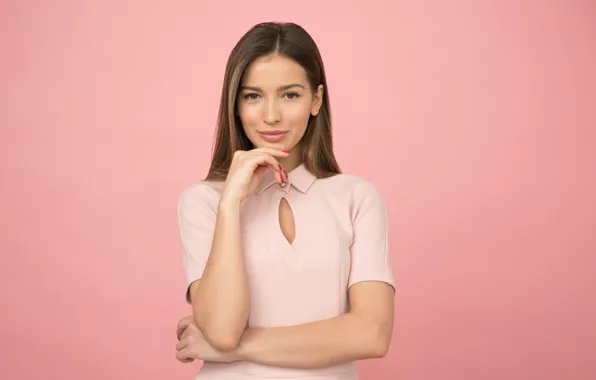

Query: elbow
[
  {"left": 192, "top": 310, "right": 245, "bottom": 352},
  {"left": 206, "top": 333, "right": 242, "bottom": 352},
  {"left": 370, "top": 338, "right": 390, "bottom": 358},
  {"left": 367, "top": 323, "right": 392, "bottom": 359},
  {"left": 196, "top": 319, "right": 243, "bottom": 352}
]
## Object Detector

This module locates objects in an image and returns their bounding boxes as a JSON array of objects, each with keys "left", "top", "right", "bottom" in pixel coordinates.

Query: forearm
[
  {"left": 236, "top": 313, "right": 390, "bottom": 369},
  {"left": 192, "top": 200, "right": 249, "bottom": 350}
]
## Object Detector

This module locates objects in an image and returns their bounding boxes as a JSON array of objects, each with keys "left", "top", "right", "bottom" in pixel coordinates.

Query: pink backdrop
[{"left": 2, "top": 1, "right": 595, "bottom": 379}]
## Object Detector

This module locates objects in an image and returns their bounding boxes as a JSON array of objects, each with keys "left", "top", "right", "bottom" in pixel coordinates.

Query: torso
[{"left": 190, "top": 164, "right": 390, "bottom": 379}]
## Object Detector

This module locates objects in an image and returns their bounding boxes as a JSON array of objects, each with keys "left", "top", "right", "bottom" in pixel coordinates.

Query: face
[{"left": 237, "top": 54, "right": 323, "bottom": 154}]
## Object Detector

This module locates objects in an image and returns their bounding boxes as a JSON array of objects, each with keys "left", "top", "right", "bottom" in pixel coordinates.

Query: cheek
[
  {"left": 238, "top": 105, "right": 261, "bottom": 130},
  {"left": 284, "top": 102, "right": 312, "bottom": 127}
]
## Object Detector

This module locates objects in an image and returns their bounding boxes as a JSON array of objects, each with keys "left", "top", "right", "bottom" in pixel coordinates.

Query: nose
[{"left": 263, "top": 98, "right": 281, "bottom": 125}]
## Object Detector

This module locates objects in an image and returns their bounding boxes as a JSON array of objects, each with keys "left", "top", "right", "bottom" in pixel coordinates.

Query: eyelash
[{"left": 242, "top": 92, "right": 300, "bottom": 100}]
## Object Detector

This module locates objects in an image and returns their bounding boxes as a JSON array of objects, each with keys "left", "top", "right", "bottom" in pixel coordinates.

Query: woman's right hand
[{"left": 222, "top": 148, "right": 290, "bottom": 204}]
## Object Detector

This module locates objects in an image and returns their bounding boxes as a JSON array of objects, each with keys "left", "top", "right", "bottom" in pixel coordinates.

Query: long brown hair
[{"left": 205, "top": 22, "right": 341, "bottom": 180}]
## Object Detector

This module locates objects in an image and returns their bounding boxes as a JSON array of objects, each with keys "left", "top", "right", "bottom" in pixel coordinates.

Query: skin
[
  {"left": 177, "top": 54, "right": 394, "bottom": 367},
  {"left": 238, "top": 53, "right": 324, "bottom": 172}
]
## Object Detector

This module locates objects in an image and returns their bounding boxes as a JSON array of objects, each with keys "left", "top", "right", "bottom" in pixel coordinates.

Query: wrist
[
  {"left": 234, "top": 328, "right": 255, "bottom": 362},
  {"left": 218, "top": 196, "right": 241, "bottom": 213},
  {"left": 225, "top": 348, "right": 243, "bottom": 363}
]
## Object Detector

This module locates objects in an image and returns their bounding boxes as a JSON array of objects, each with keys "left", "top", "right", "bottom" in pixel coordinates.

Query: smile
[{"left": 258, "top": 130, "right": 289, "bottom": 143}]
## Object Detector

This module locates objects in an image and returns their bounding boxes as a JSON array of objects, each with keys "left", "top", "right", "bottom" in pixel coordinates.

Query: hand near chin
[
  {"left": 175, "top": 316, "right": 240, "bottom": 363},
  {"left": 223, "top": 148, "right": 290, "bottom": 203}
]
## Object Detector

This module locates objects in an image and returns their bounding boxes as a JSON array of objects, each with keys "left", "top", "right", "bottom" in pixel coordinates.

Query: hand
[
  {"left": 175, "top": 317, "right": 239, "bottom": 363},
  {"left": 176, "top": 315, "right": 193, "bottom": 341},
  {"left": 222, "top": 148, "right": 290, "bottom": 203}
]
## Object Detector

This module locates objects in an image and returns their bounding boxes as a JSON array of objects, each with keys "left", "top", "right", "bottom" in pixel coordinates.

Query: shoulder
[
  {"left": 320, "top": 173, "right": 385, "bottom": 203},
  {"left": 178, "top": 180, "right": 225, "bottom": 212}
]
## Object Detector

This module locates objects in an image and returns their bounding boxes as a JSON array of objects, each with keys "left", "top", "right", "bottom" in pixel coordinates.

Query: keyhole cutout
[{"left": 278, "top": 197, "right": 296, "bottom": 245}]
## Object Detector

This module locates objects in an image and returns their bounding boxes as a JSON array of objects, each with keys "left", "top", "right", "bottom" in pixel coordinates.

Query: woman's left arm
[
  {"left": 237, "top": 182, "right": 395, "bottom": 368},
  {"left": 236, "top": 281, "right": 394, "bottom": 368}
]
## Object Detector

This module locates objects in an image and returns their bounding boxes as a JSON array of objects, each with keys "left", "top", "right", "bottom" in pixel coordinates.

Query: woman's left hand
[{"left": 175, "top": 316, "right": 240, "bottom": 363}]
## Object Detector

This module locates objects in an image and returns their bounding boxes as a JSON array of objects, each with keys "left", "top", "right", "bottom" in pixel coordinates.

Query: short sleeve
[
  {"left": 348, "top": 183, "right": 395, "bottom": 290},
  {"left": 177, "top": 183, "right": 219, "bottom": 303}
]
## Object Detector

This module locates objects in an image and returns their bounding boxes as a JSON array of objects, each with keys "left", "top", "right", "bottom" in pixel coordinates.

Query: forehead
[{"left": 242, "top": 54, "right": 308, "bottom": 87}]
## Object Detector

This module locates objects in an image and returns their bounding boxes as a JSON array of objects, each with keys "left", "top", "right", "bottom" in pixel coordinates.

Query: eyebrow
[{"left": 239, "top": 84, "right": 305, "bottom": 92}]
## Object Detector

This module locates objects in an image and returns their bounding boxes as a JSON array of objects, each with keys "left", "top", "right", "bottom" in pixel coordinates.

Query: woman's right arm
[
  {"left": 179, "top": 148, "right": 289, "bottom": 352},
  {"left": 189, "top": 196, "right": 246, "bottom": 351}
]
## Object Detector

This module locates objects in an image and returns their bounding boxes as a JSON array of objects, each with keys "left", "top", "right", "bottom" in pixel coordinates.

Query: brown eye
[
  {"left": 243, "top": 93, "right": 260, "bottom": 100},
  {"left": 284, "top": 92, "right": 300, "bottom": 99}
]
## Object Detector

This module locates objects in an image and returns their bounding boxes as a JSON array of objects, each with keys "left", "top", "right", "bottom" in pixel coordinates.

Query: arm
[
  {"left": 189, "top": 199, "right": 248, "bottom": 351},
  {"left": 237, "top": 181, "right": 395, "bottom": 368},
  {"left": 179, "top": 149, "right": 288, "bottom": 352},
  {"left": 236, "top": 281, "right": 394, "bottom": 368},
  {"left": 178, "top": 187, "right": 248, "bottom": 352},
  {"left": 177, "top": 179, "right": 395, "bottom": 365}
]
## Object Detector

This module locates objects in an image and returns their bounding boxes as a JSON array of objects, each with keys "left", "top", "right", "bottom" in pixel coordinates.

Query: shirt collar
[{"left": 255, "top": 163, "right": 317, "bottom": 195}]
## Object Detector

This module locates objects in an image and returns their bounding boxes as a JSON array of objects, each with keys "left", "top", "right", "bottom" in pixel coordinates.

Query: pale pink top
[{"left": 178, "top": 163, "right": 395, "bottom": 380}]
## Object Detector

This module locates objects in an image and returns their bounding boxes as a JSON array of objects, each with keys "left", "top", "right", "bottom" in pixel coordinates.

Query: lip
[{"left": 258, "top": 130, "right": 288, "bottom": 143}]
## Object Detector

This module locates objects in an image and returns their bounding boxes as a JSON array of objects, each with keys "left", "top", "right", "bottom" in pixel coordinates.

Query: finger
[
  {"left": 177, "top": 325, "right": 188, "bottom": 341},
  {"left": 244, "top": 155, "right": 281, "bottom": 183},
  {"left": 270, "top": 162, "right": 284, "bottom": 184},
  {"left": 180, "top": 326, "right": 194, "bottom": 340},
  {"left": 250, "top": 147, "right": 291, "bottom": 158},
  {"left": 179, "top": 326, "right": 190, "bottom": 340},
  {"left": 176, "top": 339, "right": 188, "bottom": 351},
  {"left": 248, "top": 153, "right": 284, "bottom": 183},
  {"left": 177, "top": 325, "right": 189, "bottom": 341},
  {"left": 176, "top": 347, "right": 190, "bottom": 362},
  {"left": 176, "top": 316, "right": 192, "bottom": 340},
  {"left": 177, "top": 315, "right": 192, "bottom": 330}
]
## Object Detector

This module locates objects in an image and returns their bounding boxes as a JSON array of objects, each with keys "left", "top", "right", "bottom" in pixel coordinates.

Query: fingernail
[
  {"left": 278, "top": 164, "right": 282, "bottom": 171},
  {"left": 284, "top": 170, "right": 289, "bottom": 179},
  {"left": 282, "top": 150, "right": 290, "bottom": 154}
]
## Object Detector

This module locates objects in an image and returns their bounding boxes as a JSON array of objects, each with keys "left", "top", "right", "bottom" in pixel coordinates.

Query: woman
[{"left": 175, "top": 21, "right": 395, "bottom": 380}]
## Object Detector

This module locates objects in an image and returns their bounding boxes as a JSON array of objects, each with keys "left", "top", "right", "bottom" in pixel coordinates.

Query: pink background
[{"left": 2, "top": 1, "right": 595, "bottom": 379}]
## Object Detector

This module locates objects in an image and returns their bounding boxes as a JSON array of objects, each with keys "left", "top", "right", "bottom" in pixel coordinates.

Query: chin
[{"left": 255, "top": 140, "right": 289, "bottom": 150}]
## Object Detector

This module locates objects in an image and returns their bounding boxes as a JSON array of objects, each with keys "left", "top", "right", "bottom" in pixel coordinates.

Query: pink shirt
[{"left": 178, "top": 163, "right": 395, "bottom": 380}]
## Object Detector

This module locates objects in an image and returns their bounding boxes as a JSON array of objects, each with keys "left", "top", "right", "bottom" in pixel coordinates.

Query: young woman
[{"left": 175, "top": 21, "right": 395, "bottom": 380}]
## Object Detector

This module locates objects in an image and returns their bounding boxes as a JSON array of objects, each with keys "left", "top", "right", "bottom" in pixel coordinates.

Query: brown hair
[{"left": 205, "top": 22, "right": 341, "bottom": 180}]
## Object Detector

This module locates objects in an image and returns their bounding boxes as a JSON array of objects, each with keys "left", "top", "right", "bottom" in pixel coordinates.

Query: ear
[{"left": 310, "top": 84, "right": 324, "bottom": 116}]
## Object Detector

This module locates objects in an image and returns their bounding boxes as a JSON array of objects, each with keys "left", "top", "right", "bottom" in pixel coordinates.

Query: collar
[{"left": 255, "top": 163, "right": 317, "bottom": 195}]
